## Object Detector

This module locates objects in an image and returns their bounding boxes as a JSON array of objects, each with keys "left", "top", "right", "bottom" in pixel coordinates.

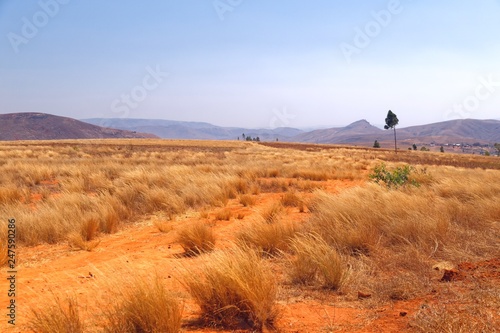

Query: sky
[{"left": 1, "top": 0, "right": 500, "bottom": 129}]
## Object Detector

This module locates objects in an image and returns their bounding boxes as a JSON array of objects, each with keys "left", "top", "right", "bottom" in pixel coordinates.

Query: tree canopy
[
  {"left": 384, "top": 110, "right": 399, "bottom": 153},
  {"left": 384, "top": 110, "right": 399, "bottom": 130}
]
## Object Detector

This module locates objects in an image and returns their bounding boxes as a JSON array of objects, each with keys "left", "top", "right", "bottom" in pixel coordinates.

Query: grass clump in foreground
[
  {"left": 67, "top": 232, "right": 100, "bottom": 251},
  {"left": 176, "top": 221, "right": 215, "bottom": 255},
  {"left": 183, "top": 247, "right": 278, "bottom": 330},
  {"left": 260, "top": 201, "right": 285, "bottom": 223},
  {"left": 239, "top": 194, "right": 256, "bottom": 207},
  {"left": 29, "top": 295, "right": 83, "bottom": 333},
  {"left": 288, "top": 233, "right": 348, "bottom": 290},
  {"left": 237, "top": 219, "right": 298, "bottom": 255},
  {"left": 104, "top": 276, "right": 181, "bottom": 333},
  {"left": 280, "top": 190, "right": 303, "bottom": 207}
]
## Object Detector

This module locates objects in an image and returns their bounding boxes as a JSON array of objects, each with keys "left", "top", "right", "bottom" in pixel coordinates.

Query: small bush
[
  {"left": 288, "top": 233, "right": 348, "bottom": 290},
  {"left": 30, "top": 295, "right": 83, "bottom": 333},
  {"left": 182, "top": 247, "right": 278, "bottom": 330},
  {"left": 369, "top": 163, "right": 419, "bottom": 188},
  {"left": 104, "top": 277, "right": 181, "bottom": 333},
  {"left": 176, "top": 221, "right": 215, "bottom": 255}
]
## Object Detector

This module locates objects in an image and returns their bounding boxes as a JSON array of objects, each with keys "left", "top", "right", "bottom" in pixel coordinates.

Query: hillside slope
[
  {"left": 292, "top": 120, "right": 383, "bottom": 143},
  {"left": 293, "top": 119, "right": 500, "bottom": 145},
  {"left": 0, "top": 113, "right": 157, "bottom": 140},
  {"left": 397, "top": 119, "right": 500, "bottom": 143}
]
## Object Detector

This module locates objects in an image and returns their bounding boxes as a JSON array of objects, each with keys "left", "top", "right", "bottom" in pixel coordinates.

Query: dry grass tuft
[
  {"left": 176, "top": 221, "right": 215, "bottom": 255},
  {"left": 152, "top": 213, "right": 175, "bottom": 233},
  {"left": 280, "top": 190, "right": 303, "bottom": 207},
  {"left": 288, "top": 233, "right": 348, "bottom": 290},
  {"left": 80, "top": 217, "right": 99, "bottom": 241},
  {"left": 410, "top": 304, "right": 498, "bottom": 333},
  {"left": 239, "top": 194, "right": 256, "bottom": 207},
  {"left": 199, "top": 209, "right": 210, "bottom": 219},
  {"left": 250, "top": 183, "right": 261, "bottom": 195},
  {"left": 373, "top": 273, "right": 426, "bottom": 301},
  {"left": 292, "top": 170, "right": 329, "bottom": 181},
  {"left": 182, "top": 247, "right": 278, "bottom": 330},
  {"left": 215, "top": 208, "right": 232, "bottom": 221},
  {"left": 67, "top": 232, "right": 100, "bottom": 252},
  {"left": 0, "top": 186, "right": 23, "bottom": 205},
  {"left": 104, "top": 276, "right": 182, "bottom": 333},
  {"left": 29, "top": 295, "right": 83, "bottom": 333},
  {"left": 237, "top": 220, "right": 298, "bottom": 255},
  {"left": 307, "top": 185, "right": 450, "bottom": 255},
  {"left": 233, "top": 178, "right": 249, "bottom": 194},
  {"left": 260, "top": 201, "right": 285, "bottom": 224},
  {"left": 153, "top": 219, "right": 174, "bottom": 233}
]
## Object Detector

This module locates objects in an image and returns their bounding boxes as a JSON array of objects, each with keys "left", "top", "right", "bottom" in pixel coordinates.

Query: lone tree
[
  {"left": 373, "top": 140, "right": 380, "bottom": 148},
  {"left": 384, "top": 110, "right": 399, "bottom": 153}
]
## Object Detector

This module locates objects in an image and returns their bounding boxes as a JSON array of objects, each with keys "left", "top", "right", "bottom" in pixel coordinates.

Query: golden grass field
[{"left": 0, "top": 139, "right": 499, "bottom": 332}]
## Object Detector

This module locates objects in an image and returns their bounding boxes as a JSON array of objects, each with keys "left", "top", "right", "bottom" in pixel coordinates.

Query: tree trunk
[{"left": 393, "top": 127, "right": 397, "bottom": 154}]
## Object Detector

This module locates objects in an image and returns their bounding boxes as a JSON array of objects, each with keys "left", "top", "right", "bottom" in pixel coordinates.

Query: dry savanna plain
[{"left": 0, "top": 139, "right": 499, "bottom": 333}]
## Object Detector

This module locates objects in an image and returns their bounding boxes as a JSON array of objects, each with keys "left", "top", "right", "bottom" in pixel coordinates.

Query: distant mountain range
[
  {"left": 1, "top": 113, "right": 499, "bottom": 145},
  {"left": 83, "top": 118, "right": 303, "bottom": 141},
  {"left": 0, "top": 113, "right": 157, "bottom": 140},
  {"left": 84, "top": 117, "right": 500, "bottom": 145}
]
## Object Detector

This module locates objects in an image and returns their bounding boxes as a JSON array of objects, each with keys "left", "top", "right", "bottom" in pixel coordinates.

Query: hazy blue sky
[{"left": 1, "top": 1, "right": 499, "bottom": 129}]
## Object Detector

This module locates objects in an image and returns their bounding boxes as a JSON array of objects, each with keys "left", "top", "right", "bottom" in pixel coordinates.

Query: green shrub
[{"left": 369, "top": 163, "right": 419, "bottom": 189}]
